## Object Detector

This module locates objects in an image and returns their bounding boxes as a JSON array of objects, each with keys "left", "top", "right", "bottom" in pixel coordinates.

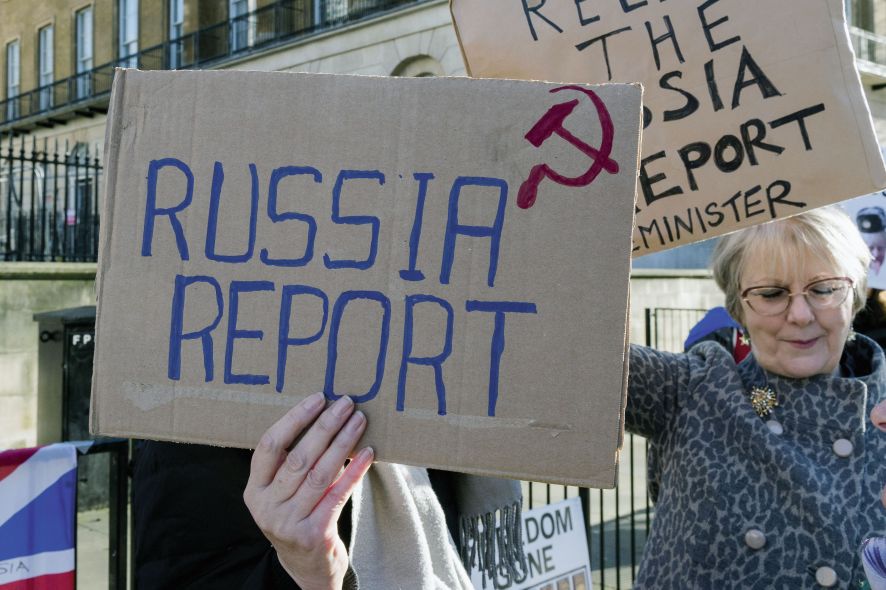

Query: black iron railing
[
  {"left": 644, "top": 307, "right": 709, "bottom": 353},
  {"left": 0, "top": 0, "right": 428, "bottom": 130},
  {"left": 0, "top": 67, "right": 117, "bottom": 126},
  {"left": 522, "top": 436, "right": 650, "bottom": 590},
  {"left": 1, "top": 136, "right": 101, "bottom": 262}
]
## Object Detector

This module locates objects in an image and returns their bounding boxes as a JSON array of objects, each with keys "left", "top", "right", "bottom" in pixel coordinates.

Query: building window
[
  {"left": 38, "top": 25, "right": 54, "bottom": 110},
  {"left": 6, "top": 40, "right": 20, "bottom": 120},
  {"left": 229, "top": 0, "right": 255, "bottom": 52},
  {"left": 168, "top": 0, "right": 184, "bottom": 68},
  {"left": 75, "top": 7, "right": 94, "bottom": 99},
  {"left": 847, "top": 0, "right": 875, "bottom": 31},
  {"left": 119, "top": 0, "right": 139, "bottom": 67},
  {"left": 322, "top": 0, "right": 348, "bottom": 23}
]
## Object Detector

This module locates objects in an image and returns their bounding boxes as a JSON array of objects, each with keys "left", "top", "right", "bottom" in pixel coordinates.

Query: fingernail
[
  {"left": 347, "top": 411, "right": 366, "bottom": 432},
  {"left": 333, "top": 395, "right": 354, "bottom": 417},
  {"left": 358, "top": 446, "right": 374, "bottom": 463},
  {"left": 305, "top": 392, "right": 325, "bottom": 411}
]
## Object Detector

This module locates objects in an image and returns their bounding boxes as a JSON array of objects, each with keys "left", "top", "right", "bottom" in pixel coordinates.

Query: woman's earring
[{"left": 847, "top": 328, "right": 857, "bottom": 343}]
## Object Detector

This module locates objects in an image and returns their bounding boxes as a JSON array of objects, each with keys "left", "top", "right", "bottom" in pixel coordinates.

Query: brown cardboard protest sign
[
  {"left": 90, "top": 69, "right": 642, "bottom": 487},
  {"left": 451, "top": 0, "right": 886, "bottom": 255}
]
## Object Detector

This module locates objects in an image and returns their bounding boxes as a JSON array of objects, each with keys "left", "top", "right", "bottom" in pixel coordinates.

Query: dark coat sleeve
[
  {"left": 132, "top": 440, "right": 355, "bottom": 590},
  {"left": 133, "top": 441, "right": 463, "bottom": 589},
  {"left": 625, "top": 343, "right": 692, "bottom": 440}
]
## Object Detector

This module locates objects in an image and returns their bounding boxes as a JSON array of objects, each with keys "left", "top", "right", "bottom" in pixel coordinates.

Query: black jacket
[
  {"left": 133, "top": 441, "right": 307, "bottom": 589},
  {"left": 133, "top": 441, "right": 459, "bottom": 590}
]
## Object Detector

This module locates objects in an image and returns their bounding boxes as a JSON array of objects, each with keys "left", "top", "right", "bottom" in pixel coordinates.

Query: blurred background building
[{"left": 0, "top": 0, "right": 462, "bottom": 149}]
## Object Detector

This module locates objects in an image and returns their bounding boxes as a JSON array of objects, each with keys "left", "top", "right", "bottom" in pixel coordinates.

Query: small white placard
[{"left": 471, "top": 496, "right": 592, "bottom": 590}]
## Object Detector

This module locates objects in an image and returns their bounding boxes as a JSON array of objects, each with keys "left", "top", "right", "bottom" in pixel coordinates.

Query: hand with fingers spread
[{"left": 244, "top": 392, "right": 374, "bottom": 590}]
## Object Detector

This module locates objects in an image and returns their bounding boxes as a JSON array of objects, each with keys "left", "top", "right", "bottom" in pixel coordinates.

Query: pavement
[{"left": 77, "top": 507, "right": 130, "bottom": 590}]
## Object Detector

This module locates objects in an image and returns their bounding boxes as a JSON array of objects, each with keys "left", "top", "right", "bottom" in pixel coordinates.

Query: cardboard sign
[
  {"left": 90, "top": 69, "right": 642, "bottom": 487},
  {"left": 450, "top": 0, "right": 886, "bottom": 255},
  {"left": 470, "top": 497, "right": 592, "bottom": 590}
]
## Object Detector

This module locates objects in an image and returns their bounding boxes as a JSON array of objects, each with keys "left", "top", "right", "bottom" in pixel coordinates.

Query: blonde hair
[{"left": 711, "top": 207, "right": 870, "bottom": 325}]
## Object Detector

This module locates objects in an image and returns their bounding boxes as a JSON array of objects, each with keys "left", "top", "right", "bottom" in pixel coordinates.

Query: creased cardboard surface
[
  {"left": 451, "top": 0, "right": 886, "bottom": 255},
  {"left": 91, "top": 69, "right": 641, "bottom": 487}
]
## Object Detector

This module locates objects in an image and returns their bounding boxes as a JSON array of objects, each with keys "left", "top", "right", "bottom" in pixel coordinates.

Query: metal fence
[
  {"left": 644, "top": 307, "right": 709, "bottom": 353},
  {"left": 0, "top": 67, "right": 116, "bottom": 127},
  {"left": 522, "top": 307, "right": 707, "bottom": 590},
  {"left": 0, "top": 135, "right": 102, "bottom": 262}
]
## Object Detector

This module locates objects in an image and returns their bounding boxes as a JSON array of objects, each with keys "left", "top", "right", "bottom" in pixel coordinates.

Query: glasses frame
[{"left": 741, "top": 276, "right": 854, "bottom": 317}]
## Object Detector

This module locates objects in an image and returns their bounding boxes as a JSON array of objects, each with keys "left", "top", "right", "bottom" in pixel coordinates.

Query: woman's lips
[{"left": 785, "top": 337, "right": 819, "bottom": 349}]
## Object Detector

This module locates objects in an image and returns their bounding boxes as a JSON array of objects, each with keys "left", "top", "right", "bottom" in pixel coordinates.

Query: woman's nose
[{"left": 785, "top": 293, "right": 815, "bottom": 325}]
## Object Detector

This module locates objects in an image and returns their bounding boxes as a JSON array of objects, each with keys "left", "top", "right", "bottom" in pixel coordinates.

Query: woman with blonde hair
[
  {"left": 234, "top": 206, "right": 885, "bottom": 588},
  {"left": 626, "top": 206, "right": 886, "bottom": 588}
]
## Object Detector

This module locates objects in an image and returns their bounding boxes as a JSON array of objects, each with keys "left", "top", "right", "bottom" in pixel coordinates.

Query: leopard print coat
[{"left": 626, "top": 335, "right": 886, "bottom": 589}]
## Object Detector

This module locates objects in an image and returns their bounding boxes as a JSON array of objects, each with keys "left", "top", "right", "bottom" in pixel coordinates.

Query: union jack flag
[{"left": 0, "top": 444, "right": 77, "bottom": 590}]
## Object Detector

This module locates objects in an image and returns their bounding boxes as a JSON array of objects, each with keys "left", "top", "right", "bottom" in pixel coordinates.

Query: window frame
[
  {"left": 74, "top": 6, "right": 94, "bottom": 99},
  {"left": 118, "top": 0, "right": 139, "bottom": 67},
  {"left": 6, "top": 39, "right": 20, "bottom": 100},
  {"left": 168, "top": 0, "right": 184, "bottom": 68},
  {"left": 38, "top": 24, "right": 55, "bottom": 110}
]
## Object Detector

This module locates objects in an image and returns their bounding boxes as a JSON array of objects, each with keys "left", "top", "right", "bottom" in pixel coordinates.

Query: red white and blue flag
[{"left": 0, "top": 444, "right": 77, "bottom": 590}]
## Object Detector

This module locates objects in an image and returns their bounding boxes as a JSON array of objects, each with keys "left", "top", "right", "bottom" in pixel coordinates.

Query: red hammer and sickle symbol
[{"left": 517, "top": 85, "right": 619, "bottom": 209}]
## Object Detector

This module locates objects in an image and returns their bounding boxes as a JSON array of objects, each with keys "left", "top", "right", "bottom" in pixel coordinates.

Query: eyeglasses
[{"left": 741, "top": 277, "right": 854, "bottom": 316}]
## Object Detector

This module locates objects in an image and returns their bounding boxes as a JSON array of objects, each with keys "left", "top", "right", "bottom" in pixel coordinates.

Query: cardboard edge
[
  {"left": 127, "top": 68, "right": 639, "bottom": 101},
  {"left": 448, "top": 0, "right": 474, "bottom": 77},
  {"left": 616, "top": 292, "right": 632, "bottom": 453},
  {"left": 608, "top": 83, "right": 644, "bottom": 488},
  {"left": 610, "top": 293, "right": 632, "bottom": 488},
  {"left": 827, "top": 0, "right": 886, "bottom": 189},
  {"left": 86, "top": 424, "right": 619, "bottom": 487},
  {"left": 89, "top": 68, "right": 128, "bottom": 437}
]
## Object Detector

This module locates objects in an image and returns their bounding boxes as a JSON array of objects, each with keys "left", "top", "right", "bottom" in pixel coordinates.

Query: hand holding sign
[{"left": 243, "top": 392, "right": 373, "bottom": 589}]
